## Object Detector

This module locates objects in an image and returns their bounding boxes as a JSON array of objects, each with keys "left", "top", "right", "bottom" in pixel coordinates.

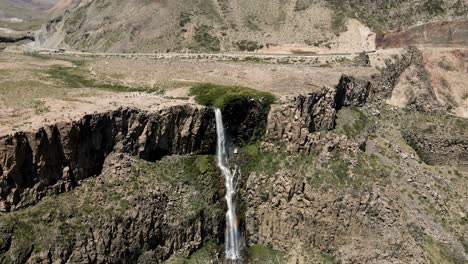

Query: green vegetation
[
  {"left": 46, "top": 66, "right": 164, "bottom": 94},
  {"left": 164, "top": 241, "right": 219, "bottom": 263},
  {"left": 335, "top": 106, "right": 371, "bottom": 139},
  {"left": 236, "top": 40, "right": 263, "bottom": 51},
  {"left": 324, "top": 0, "right": 456, "bottom": 31},
  {"left": 193, "top": 25, "right": 220, "bottom": 52},
  {"left": 179, "top": 12, "right": 192, "bottom": 27},
  {"left": 0, "top": 154, "right": 224, "bottom": 261},
  {"left": 331, "top": 11, "right": 347, "bottom": 35},
  {"left": 423, "top": 0, "right": 446, "bottom": 15},
  {"left": 25, "top": 52, "right": 53, "bottom": 60},
  {"left": 423, "top": 235, "right": 466, "bottom": 264},
  {"left": 186, "top": 241, "right": 219, "bottom": 263},
  {"left": 305, "top": 38, "right": 332, "bottom": 48},
  {"left": 249, "top": 244, "right": 287, "bottom": 264},
  {"left": 131, "top": 155, "right": 223, "bottom": 214},
  {"left": 238, "top": 139, "right": 387, "bottom": 192},
  {"left": 189, "top": 83, "right": 276, "bottom": 109}
]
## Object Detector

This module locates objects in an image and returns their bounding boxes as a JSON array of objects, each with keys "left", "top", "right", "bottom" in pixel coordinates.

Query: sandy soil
[
  {"left": 0, "top": 52, "right": 192, "bottom": 135},
  {"left": 422, "top": 48, "right": 468, "bottom": 118},
  {"left": 0, "top": 90, "right": 193, "bottom": 135},
  {"left": 89, "top": 57, "right": 377, "bottom": 97},
  {"left": 259, "top": 19, "right": 376, "bottom": 55}
]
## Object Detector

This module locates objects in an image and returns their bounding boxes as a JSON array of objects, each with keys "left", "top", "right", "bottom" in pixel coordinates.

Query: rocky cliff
[
  {"left": 0, "top": 105, "right": 216, "bottom": 212},
  {"left": 0, "top": 152, "right": 226, "bottom": 263},
  {"left": 0, "top": 70, "right": 467, "bottom": 263},
  {"left": 403, "top": 121, "right": 468, "bottom": 167},
  {"left": 267, "top": 75, "right": 370, "bottom": 153}
]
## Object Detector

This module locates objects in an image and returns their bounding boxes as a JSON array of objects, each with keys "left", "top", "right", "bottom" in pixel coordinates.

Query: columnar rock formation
[
  {"left": 0, "top": 106, "right": 216, "bottom": 211},
  {"left": 266, "top": 75, "right": 370, "bottom": 153}
]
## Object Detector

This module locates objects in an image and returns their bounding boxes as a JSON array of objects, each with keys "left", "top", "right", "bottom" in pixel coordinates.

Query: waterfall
[{"left": 215, "top": 108, "right": 241, "bottom": 260}]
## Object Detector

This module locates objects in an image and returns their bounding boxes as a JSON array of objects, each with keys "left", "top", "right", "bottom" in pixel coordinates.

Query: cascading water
[{"left": 214, "top": 108, "right": 241, "bottom": 260}]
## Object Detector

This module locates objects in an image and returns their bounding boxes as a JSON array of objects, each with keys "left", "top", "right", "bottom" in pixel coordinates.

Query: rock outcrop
[
  {"left": 0, "top": 35, "right": 34, "bottom": 43},
  {"left": 0, "top": 153, "right": 225, "bottom": 263},
  {"left": 222, "top": 98, "right": 271, "bottom": 146},
  {"left": 404, "top": 129, "right": 468, "bottom": 167},
  {"left": 376, "top": 19, "right": 468, "bottom": 49},
  {"left": 244, "top": 176, "right": 426, "bottom": 263},
  {"left": 266, "top": 75, "right": 370, "bottom": 153},
  {"left": 374, "top": 47, "right": 444, "bottom": 112},
  {"left": 0, "top": 106, "right": 216, "bottom": 211}
]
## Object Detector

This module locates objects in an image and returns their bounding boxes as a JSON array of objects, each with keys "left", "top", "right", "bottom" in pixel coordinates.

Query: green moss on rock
[
  {"left": 189, "top": 83, "right": 275, "bottom": 109},
  {"left": 190, "top": 83, "right": 276, "bottom": 145},
  {"left": 248, "top": 244, "right": 287, "bottom": 264}
]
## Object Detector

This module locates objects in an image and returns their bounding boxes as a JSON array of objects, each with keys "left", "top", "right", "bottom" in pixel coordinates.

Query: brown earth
[{"left": 377, "top": 19, "right": 468, "bottom": 49}]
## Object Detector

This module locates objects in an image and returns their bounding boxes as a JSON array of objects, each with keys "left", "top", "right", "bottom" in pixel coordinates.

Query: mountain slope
[
  {"left": 5, "top": 0, "right": 57, "bottom": 10},
  {"left": 35, "top": 0, "right": 467, "bottom": 53},
  {"left": 0, "top": 0, "right": 58, "bottom": 31}
]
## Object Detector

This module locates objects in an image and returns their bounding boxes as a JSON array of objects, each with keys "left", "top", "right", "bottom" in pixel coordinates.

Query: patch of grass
[
  {"left": 25, "top": 52, "right": 52, "bottom": 60},
  {"left": 189, "top": 83, "right": 275, "bottom": 109},
  {"left": 185, "top": 241, "right": 219, "bottom": 264},
  {"left": 193, "top": 25, "right": 220, "bottom": 52},
  {"left": 331, "top": 11, "right": 347, "bottom": 35},
  {"left": 46, "top": 66, "right": 164, "bottom": 94},
  {"left": 335, "top": 106, "right": 370, "bottom": 139},
  {"left": 240, "top": 143, "right": 387, "bottom": 193},
  {"left": 423, "top": 235, "right": 465, "bottom": 264},
  {"left": 132, "top": 155, "right": 223, "bottom": 214},
  {"left": 248, "top": 244, "right": 287, "bottom": 264},
  {"left": 244, "top": 56, "right": 265, "bottom": 63},
  {"left": 335, "top": 57, "right": 352, "bottom": 65}
]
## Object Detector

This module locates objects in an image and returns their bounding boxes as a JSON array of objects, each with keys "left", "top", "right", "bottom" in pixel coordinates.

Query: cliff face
[
  {"left": 0, "top": 67, "right": 467, "bottom": 263},
  {"left": 0, "top": 152, "right": 226, "bottom": 263},
  {"left": 0, "top": 106, "right": 216, "bottom": 211},
  {"left": 244, "top": 176, "right": 426, "bottom": 262},
  {"left": 266, "top": 75, "right": 370, "bottom": 153},
  {"left": 404, "top": 125, "right": 468, "bottom": 167}
]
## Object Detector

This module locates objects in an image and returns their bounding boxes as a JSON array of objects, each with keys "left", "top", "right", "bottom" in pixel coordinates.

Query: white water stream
[{"left": 215, "top": 108, "right": 241, "bottom": 260}]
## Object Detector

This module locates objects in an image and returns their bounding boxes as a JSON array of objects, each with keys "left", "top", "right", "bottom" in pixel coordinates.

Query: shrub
[
  {"left": 236, "top": 40, "right": 263, "bottom": 52},
  {"left": 193, "top": 25, "right": 220, "bottom": 52}
]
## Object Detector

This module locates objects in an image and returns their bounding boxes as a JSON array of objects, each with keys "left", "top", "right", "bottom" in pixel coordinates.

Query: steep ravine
[
  {"left": 0, "top": 98, "right": 273, "bottom": 263},
  {"left": 0, "top": 71, "right": 466, "bottom": 263}
]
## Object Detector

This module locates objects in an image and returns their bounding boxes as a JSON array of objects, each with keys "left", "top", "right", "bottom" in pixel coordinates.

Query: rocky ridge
[{"left": 266, "top": 75, "right": 370, "bottom": 153}]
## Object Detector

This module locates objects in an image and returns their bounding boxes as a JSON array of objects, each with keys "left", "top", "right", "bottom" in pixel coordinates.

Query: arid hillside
[{"left": 35, "top": 0, "right": 467, "bottom": 53}]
